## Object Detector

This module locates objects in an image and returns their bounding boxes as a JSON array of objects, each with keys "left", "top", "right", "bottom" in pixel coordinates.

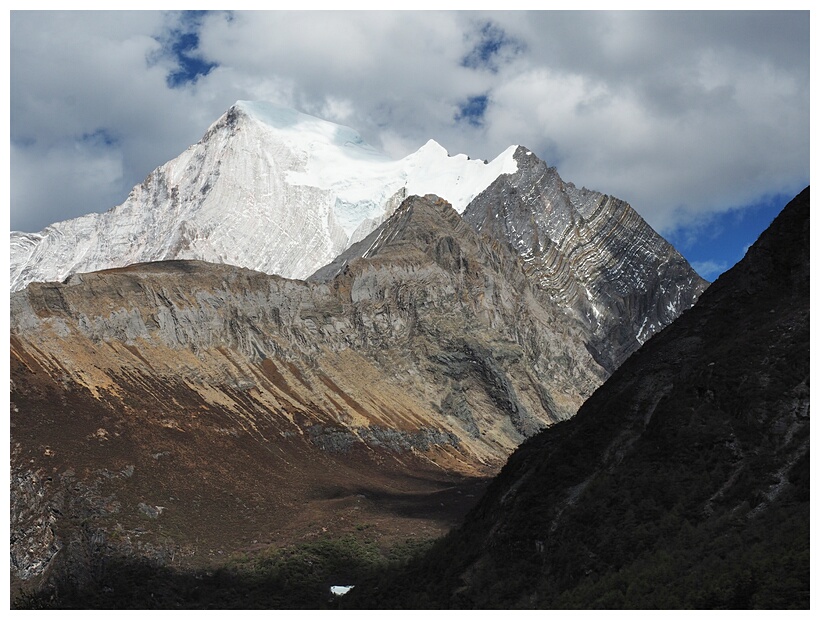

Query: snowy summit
[{"left": 10, "top": 101, "right": 518, "bottom": 292}]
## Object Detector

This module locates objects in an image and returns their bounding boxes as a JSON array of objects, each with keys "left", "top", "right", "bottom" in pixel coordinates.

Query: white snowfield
[{"left": 10, "top": 100, "right": 518, "bottom": 292}]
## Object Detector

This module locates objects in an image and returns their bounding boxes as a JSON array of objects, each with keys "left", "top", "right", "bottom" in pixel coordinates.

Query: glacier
[{"left": 10, "top": 100, "right": 517, "bottom": 292}]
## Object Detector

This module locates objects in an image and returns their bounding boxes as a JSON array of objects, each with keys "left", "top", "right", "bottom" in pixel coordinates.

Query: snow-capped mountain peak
[{"left": 10, "top": 101, "right": 517, "bottom": 291}]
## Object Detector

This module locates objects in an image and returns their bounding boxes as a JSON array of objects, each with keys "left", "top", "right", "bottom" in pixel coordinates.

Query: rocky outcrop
[{"left": 464, "top": 147, "right": 708, "bottom": 371}]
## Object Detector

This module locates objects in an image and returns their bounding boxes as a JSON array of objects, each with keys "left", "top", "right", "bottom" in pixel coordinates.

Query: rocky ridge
[{"left": 315, "top": 146, "right": 708, "bottom": 377}]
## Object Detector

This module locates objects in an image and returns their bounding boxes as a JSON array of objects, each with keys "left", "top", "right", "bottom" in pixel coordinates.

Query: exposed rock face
[
  {"left": 350, "top": 188, "right": 809, "bottom": 609},
  {"left": 10, "top": 195, "right": 607, "bottom": 590},
  {"left": 463, "top": 147, "right": 708, "bottom": 371}
]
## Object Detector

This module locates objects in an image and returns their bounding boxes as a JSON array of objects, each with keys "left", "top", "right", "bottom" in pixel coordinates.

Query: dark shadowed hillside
[{"left": 345, "top": 187, "right": 810, "bottom": 609}]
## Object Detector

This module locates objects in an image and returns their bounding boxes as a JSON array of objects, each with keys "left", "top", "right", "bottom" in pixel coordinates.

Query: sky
[{"left": 7, "top": 9, "right": 811, "bottom": 281}]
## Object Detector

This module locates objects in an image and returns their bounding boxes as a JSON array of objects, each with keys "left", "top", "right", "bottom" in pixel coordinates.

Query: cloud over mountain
[{"left": 10, "top": 10, "right": 808, "bottom": 279}]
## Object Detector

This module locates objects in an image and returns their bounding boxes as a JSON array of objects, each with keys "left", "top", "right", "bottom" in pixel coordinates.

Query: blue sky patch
[
  {"left": 81, "top": 128, "right": 119, "bottom": 147},
  {"left": 668, "top": 193, "right": 790, "bottom": 281},
  {"left": 160, "top": 11, "right": 218, "bottom": 88},
  {"left": 455, "top": 94, "right": 489, "bottom": 127},
  {"left": 462, "top": 22, "right": 523, "bottom": 73}
]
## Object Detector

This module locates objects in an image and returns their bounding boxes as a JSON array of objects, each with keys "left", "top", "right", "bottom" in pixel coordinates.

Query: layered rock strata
[{"left": 464, "top": 147, "right": 708, "bottom": 371}]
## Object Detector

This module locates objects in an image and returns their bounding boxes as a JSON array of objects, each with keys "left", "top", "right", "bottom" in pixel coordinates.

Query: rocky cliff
[{"left": 463, "top": 147, "right": 708, "bottom": 371}]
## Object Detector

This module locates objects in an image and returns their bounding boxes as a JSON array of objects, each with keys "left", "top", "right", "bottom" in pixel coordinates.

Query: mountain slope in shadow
[{"left": 345, "top": 187, "right": 810, "bottom": 609}]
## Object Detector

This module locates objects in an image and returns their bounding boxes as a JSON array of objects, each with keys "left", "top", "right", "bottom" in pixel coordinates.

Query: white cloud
[
  {"left": 10, "top": 141, "right": 123, "bottom": 232},
  {"left": 471, "top": 15, "right": 809, "bottom": 234},
  {"left": 9, "top": 10, "right": 809, "bottom": 240},
  {"left": 690, "top": 260, "right": 729, "bottom": 281},
  {"left": 10, "top": 11, "right": 227, "bottom": 231}
]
